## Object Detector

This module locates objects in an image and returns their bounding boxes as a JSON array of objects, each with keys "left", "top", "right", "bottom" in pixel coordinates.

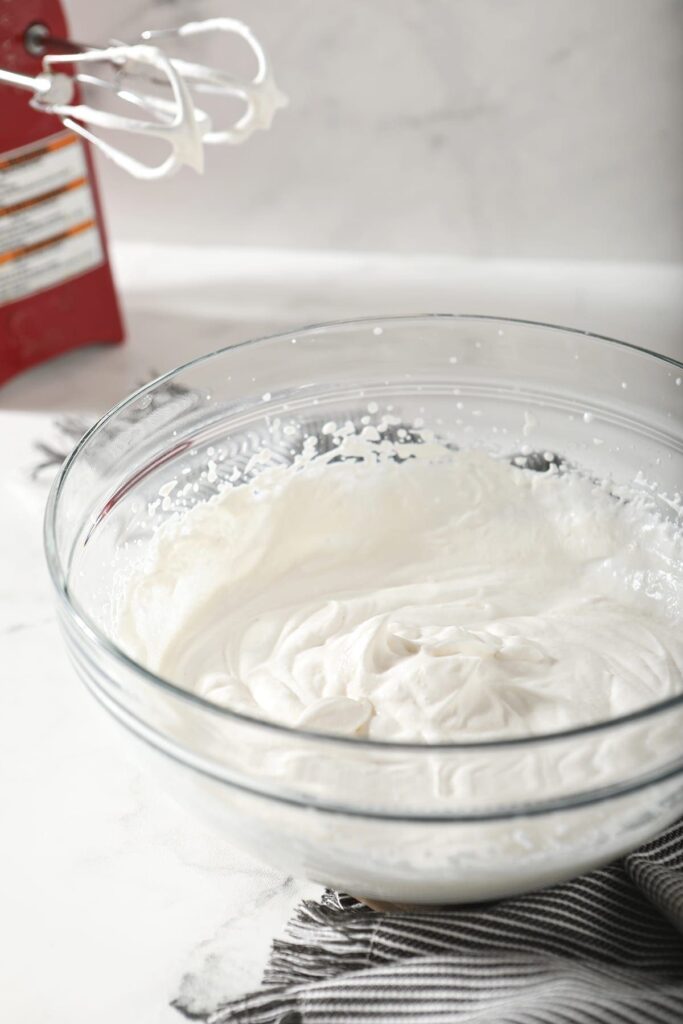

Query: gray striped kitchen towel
[{"left": 208, "top": 819, "right": 683, "bottom": 1024}]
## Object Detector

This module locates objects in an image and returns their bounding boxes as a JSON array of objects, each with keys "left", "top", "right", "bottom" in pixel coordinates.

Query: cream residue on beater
[{"left": 116, "top": 427, "right": 683, "bottom": 742}]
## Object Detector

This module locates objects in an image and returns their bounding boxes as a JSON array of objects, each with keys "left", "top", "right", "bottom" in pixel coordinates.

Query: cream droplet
[{"left": 523, "top": 411, "right": 537, "bottom": 437}]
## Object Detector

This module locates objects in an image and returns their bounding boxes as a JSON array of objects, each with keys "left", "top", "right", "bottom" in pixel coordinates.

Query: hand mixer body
[{"left": 0, "top": 0, "right": 123, "bottom": 385}]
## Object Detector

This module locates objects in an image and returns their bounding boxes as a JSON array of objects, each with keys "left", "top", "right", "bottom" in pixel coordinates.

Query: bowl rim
[{"left": 44, "top": 313, "right": 683, "bottom": 753}]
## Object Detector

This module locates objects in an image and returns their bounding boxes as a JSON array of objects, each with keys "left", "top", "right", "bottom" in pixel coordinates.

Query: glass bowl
[{"left": 45, "top": 315, "right": 683, "bottom": 905}]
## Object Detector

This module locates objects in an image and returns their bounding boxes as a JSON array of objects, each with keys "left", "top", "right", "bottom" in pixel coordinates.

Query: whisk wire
[{"left": 1, "top": 17, "right": 287, "bottom": 177}]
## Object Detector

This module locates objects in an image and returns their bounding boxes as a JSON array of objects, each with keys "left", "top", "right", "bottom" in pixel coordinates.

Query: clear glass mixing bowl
[{"left": 45, "top": 315, "right": 683, "bottom": 904}]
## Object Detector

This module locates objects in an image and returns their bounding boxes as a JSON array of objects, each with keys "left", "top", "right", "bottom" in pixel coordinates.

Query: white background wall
[{"left": 63, "top": 0, "right": 683, "bottom": 262}]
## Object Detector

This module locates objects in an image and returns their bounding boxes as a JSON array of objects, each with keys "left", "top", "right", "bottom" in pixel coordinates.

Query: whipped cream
[{"left": 116, "top": 440, "right": 683, "bottom": 743}]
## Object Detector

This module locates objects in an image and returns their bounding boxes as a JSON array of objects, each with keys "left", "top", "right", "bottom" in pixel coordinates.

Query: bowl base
[{"left": 355, "top": 896, "right": 452, "bottom": 912}]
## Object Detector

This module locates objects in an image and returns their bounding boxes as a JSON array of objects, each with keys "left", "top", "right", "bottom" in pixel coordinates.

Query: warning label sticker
[{"left": 0, "top": 132, "right": 103, "bottom": 305}]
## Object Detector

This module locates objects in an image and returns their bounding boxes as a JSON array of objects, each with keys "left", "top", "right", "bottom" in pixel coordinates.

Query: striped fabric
[{"left": 211, "top": 820, "right": 683, "bottom": 1024}]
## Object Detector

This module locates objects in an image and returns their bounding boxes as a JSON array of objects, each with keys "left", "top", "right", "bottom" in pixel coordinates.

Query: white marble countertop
[{"left": 1, "top": 245, "right": 682, "bottom": 1023}]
